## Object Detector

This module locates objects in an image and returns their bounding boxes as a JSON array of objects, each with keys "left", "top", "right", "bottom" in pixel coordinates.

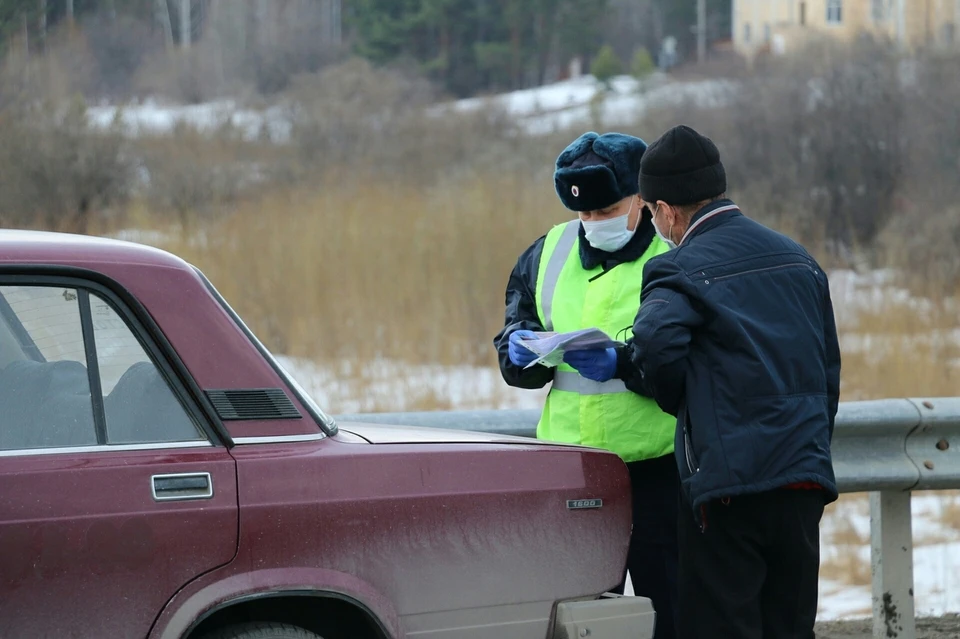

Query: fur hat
[{"left": 554, "top": 132, "right": 647, "bottom": 212}]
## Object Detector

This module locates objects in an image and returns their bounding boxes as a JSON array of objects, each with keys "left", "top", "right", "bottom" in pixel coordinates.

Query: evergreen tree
[{"left": 345, "top": 0, "right": 611, "bottom": 97}]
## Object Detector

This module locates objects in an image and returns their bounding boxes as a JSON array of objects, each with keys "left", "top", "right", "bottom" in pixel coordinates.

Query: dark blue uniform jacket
[{"left": 616, "top": 200, "right": 841, "bottom": 521}]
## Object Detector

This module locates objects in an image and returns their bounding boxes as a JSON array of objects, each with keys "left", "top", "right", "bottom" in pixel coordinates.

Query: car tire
[{"left": 201, "top": 622, "right": 323, "bottom": 639}]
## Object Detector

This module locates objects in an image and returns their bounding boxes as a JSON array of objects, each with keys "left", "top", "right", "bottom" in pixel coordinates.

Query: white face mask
[
  {"left": 582, "top": 200, "right": 636, "bottom": 253},
  {"left": 651, "top": 204, "right": 677, "bottom": 250}
]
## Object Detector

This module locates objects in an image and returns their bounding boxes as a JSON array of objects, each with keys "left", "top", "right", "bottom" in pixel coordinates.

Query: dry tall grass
[
  {"left": 148, "top": 173, "right": 562, "bottom": 366},
  {"left": 112, "top": 175, "right": 960, "bottom": 402},
  {"left": 840, "top": 295, "right": 960, "bottom": 400}
]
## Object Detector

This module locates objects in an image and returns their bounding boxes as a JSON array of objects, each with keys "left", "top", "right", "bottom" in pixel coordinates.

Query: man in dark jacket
[{"left": 607, "top": 124, "right": 840, "bottom": 638}]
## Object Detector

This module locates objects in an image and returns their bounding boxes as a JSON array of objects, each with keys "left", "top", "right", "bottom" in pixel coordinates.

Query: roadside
[{"left": 815, "top": 614, "right": 960, "bottom": 638}]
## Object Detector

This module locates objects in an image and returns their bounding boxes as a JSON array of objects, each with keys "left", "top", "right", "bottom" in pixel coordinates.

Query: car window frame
[
  {"left": 194, "top": 267, "right": 338, "bottom": 437},
  {"left": 0, "top": 271, "right": 229, "bottom": 457}
]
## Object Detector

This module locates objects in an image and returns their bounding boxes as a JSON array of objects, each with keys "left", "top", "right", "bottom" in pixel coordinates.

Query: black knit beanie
[{"left": 638, "top": 125, "right": 726, "bottom": 206}]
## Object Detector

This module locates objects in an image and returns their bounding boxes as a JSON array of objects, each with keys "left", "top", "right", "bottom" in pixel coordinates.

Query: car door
[{"left": 0, "top": 279, "right": 239, "bottom": 638}]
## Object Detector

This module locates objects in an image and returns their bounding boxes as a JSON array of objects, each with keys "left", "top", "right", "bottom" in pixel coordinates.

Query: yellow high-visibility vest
[{"left": 534, "top": 220, "right": 676, "bottom": 463}]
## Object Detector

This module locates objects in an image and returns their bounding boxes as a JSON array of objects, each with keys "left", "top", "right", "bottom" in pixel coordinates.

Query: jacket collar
[
  {"left": 679, "top": 199, "right": 741, "bottom": 247},
  {"left": 577, "top": 210, "right": 657, "bottom": 271}
]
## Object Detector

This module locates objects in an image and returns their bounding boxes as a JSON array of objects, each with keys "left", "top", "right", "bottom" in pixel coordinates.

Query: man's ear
[{"left": 657, "top": 200, "right": 674, "bottom": 224}]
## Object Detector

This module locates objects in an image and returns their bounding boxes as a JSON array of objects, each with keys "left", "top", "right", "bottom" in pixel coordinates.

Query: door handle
[{"left": 151, "top": 472, "right": 213, "bottom": 501}]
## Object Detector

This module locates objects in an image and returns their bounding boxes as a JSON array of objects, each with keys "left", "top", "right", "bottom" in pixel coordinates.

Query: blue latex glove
[
  {"left": 508, "top": 330, "right": 539, "bottom": 368},
  {"left": 563, "top": 348, "right": 617, "bottom": 383}
]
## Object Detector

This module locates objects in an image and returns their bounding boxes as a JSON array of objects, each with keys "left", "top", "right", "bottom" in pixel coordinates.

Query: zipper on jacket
[
  {"left": 683, "top": 428, "right": 696, "bottom": 474},
  {"left": 710, "top": 262, "right": 811, "bottom": 283},
  {"left": 588, "top": 263, "right": 622, "bottom": 282},
  {"left": 683, "top": 423, "right": 697, "bottom": 475}
]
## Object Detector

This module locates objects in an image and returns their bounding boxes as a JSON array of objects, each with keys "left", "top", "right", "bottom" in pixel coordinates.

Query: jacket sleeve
[
  {"left": 626, "top": 256, "right": 705, "bottom": 416},
  {"left": 493, "top": 236, "right": 555, "bottom": 389},
  {"left": 821, "top": 271, "right": 842, "bottom": 439}
]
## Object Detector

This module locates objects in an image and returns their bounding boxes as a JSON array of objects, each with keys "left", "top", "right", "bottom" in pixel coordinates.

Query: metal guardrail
[{"left": 338, "top": 398, "right": 960, "bottom": 639}]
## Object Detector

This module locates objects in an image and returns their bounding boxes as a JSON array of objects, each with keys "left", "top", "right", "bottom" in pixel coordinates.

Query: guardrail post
[{"left": 870, "top": 490, "right": 916, "bottom": 639}]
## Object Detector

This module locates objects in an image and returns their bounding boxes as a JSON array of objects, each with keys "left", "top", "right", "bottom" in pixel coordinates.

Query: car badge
[{"left": 567, "top": 498, "right": 602, "bottom": 510}]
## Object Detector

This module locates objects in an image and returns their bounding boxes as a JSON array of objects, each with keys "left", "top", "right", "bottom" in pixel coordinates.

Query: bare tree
[
  {"left": 180, "top": 0, "right": 190, "bottom": 47},
  {"left": 39, "top": 0, "right": 47, "bottom": 44},
  {"left": 154, "top": 0, "right": 173, "bottom": 48}
]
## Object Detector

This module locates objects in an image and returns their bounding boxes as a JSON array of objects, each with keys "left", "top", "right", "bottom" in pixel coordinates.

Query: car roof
[{"left": 0, "top": 229, "right": 190, "bottom": 271}]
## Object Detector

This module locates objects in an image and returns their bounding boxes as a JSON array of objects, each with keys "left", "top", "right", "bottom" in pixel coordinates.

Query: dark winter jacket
[
  {"left": 616, "top": 199, "right": 841, "bottom": 522},
  {"left": 494, "top": 211, "right": 657, "bottom": 390}
]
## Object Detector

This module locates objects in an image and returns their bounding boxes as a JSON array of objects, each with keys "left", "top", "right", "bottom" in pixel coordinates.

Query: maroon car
[{"left": 0, "top": 230, "right": 655, "bottom": 639}]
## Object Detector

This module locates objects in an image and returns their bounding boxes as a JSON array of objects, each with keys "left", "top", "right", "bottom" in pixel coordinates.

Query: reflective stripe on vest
[
  {"left": 532, "top": 219, "right": 677, "bottom": 463},
  {"left": 552, "top": 370, "right": 629, "bottom": 395},
  {"left": 540, "top": 220, "right": 580, "bottom": 331}
]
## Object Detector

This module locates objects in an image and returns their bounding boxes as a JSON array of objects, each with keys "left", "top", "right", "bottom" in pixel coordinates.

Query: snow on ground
[
  {"left": 254, "top": 267, "right": 955, "bottom": 417},
  {"left": 827, "top": 269, "right": 912, "bottom": 329},
  {"left": 826, "top": 268, "right": 958, "bottom": 329},
  {"left": 275, "top": 355, "right": 548, "bottom": 415},
  {"left": 85, "top": 73, "right": 736, "bottom": 141},
  {"left": 107, "top": 228, "right": 179, "bottom": 247},
  {"left": 827, "top": 268, "right": 960, "bottom": 370},
  {"left": 86, "top": 98, "right": 292, "bottom": 141},
  {"left": 817, "top": 494, "right": 960, "bottom": 620},
  {"left": 447, "top": 73, "right": 736, "bottom": 135}
]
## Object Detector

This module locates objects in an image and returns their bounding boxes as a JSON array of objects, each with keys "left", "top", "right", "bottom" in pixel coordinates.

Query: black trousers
[
  {"left": 610, "top": 454, "right": 679, "bottom": 639},
  {"left": 677, "top": 488, "right": 825, "bottom": 639}
]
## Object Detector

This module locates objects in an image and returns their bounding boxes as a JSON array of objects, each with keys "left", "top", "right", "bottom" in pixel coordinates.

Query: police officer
[
  {"left": 609, "top": 125, "right": 840, "bottom": 638},
  {"left": 494, "top": 132, "right": 679, "bottom": 639}
]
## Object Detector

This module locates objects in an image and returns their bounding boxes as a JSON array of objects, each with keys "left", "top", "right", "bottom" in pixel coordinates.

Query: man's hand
[
  {"left": 508, "top": 330, "right": 539, "bottom": 367},
  {"left": 564, "top": 348, "right": 617, "bottom": 382}
]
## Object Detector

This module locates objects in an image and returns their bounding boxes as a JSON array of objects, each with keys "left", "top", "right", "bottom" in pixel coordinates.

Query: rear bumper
[{"left": 552, "top": 594, "right": 656, "bottom": 639}]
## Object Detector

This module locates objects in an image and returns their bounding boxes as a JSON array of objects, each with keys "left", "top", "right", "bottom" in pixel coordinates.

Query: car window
[
  {"left": 0, "top": 285, "right": 205, "bottom": 451},
  {"left": 90, "top": 294, "right": 205, "bottom": 444},
  {"left": 0, "top": 286, "right": 96, "bottom": 450},
  {"left": 1, "top": 286, "right": 87, "bottom": 363}
]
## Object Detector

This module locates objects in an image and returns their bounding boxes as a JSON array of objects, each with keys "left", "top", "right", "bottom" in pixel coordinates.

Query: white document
[{"left": 519, "top": 328, "right": 623, "bottom": 368}]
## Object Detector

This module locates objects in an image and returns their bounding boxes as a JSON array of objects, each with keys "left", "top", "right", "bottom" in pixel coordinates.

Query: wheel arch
[
  {"left": 183, "top": 590, "right": 392, "bottom": 639},
  {"left": 150, "top": 568, "right": 403, "bottom": 639}
]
